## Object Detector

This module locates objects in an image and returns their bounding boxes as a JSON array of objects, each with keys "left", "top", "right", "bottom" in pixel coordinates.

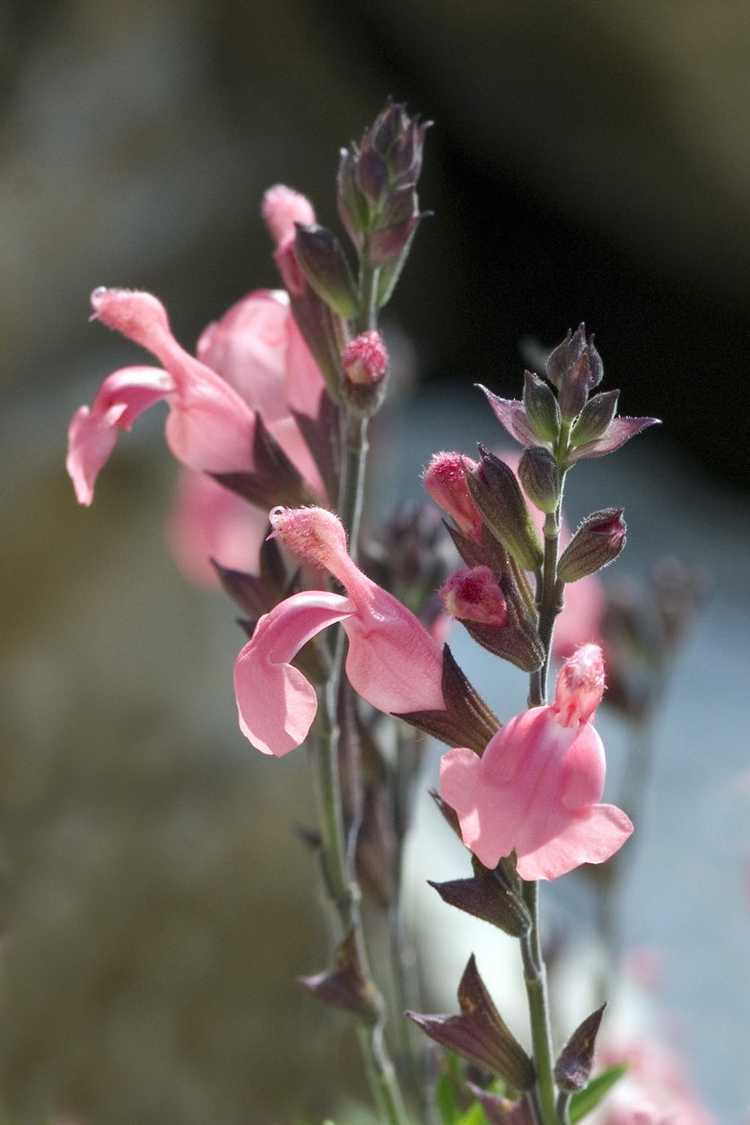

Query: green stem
[
  {"left": 522, "top": 471, "right": 568, "bottom": 1124},
  {"left": 311, "top": 261, "right": 407, "bottom": 1125},
  {"left": 520, "top": 882, "right": 558, "bottom": 1125},
  {"left": 556, "top": 1091, "right": 572, "bottom": 1124}
]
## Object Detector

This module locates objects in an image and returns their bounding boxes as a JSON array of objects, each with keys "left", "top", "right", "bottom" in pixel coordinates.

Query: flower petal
[
  {"left": 66, "top": 365, "right": 173, "bottom": 505},
  {"left": 234, "top": 591, "right": 354, "bottom": 756},
  {"left": 516, "top": 803, "right": 633, "bottom": 881}
]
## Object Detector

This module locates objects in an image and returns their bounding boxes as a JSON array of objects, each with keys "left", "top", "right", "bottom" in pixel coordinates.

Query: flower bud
[
  {"left": 341, "top": 331, "right": 388, "bottom": 386},
  {"left": 546, "top": 324, "right": 587, "bottom": 389},
  {"left": 554, "top": 1004, "right": 606, "bottom": 1093},
  {"left": 441, "top": 566, "right": 508, "bottom": 627},
  {"left": 293, "top": 224, "right": 358, "bottom": 318},
  {"left": 467, "top": 447, "right": 544, "bottom": 572},
  {"left": 570, "top": 389, "right": 620, "bottom": 448},
  {"left": 337, "top": 101, "right": 429, "bottom": 305},
  {"left": 546, "top": 324, "right": 604, "bottom": 421},
  {"left": 557, "top": 508, "right": 627, "bottom": 583},
  {"left": 422, "top": 451, "right": 483, "bottom": 541},
  {"left": 518, "top": 446, "right": 561, "bottom": 514},
  {"left": 522, "top": 371, "right": 560, "bottom": 444}
]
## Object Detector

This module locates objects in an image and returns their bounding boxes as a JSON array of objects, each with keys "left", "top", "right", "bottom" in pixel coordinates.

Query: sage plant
[{"left": 66, "top": 102, "right": 665, "bottom": 1124}]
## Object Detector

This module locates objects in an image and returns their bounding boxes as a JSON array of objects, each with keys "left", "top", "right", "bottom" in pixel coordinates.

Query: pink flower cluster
[{"left": 67, "top": 184, "right": 631, "bottom": 885}]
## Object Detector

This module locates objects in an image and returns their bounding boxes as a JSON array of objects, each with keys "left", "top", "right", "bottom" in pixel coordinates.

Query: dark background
[
  {"left": 2, "top": 3, "right": 749, "bottom": 1123},
  {"left": 4, "top": 0, "right": 750, "bottom": 489}
]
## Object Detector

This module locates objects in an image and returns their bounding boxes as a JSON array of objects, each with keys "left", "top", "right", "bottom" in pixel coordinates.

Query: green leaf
[
  {"left": 437, "top": 1072, "right": 462, "bottom": 1124},
  {"left": 570, "top": 1064, "right": 627, "bottom": 1121},
  {"left": 457, "top": 1102, "right": 489, "bottom": 1125}
]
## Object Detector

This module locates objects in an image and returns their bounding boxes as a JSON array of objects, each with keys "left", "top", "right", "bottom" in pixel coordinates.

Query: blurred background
[{"left": 2, "top": 1, "right": 749, "bottom": 1122}]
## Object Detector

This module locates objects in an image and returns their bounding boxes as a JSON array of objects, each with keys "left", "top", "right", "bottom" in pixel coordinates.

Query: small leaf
[
  {"left": 429, "top": 864, "right": 531, "bottom": 937},
  {"left": 569, "top": 1064, "right": 627, "bottom": 1122},
  {"left": 478, "top": 386, "right": 539, "bottom": 448},
  {"left": 555, "top": 1004, "right": 606, "bottom": 1092},
  {"left": 407, "top": 955, "right": 534, "bottom": 1091},
  {"left": 457, "top": 1102, "right": 490, "bottom": 1125},
  {"left": 437, "top": 1072, "right": 462, "bottom": 1125},
  {"left": 299, "top": 930, "right": 380, "bottom": 1023}
]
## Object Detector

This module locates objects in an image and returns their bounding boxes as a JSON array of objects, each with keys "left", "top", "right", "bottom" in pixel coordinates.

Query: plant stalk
[
  {"left": 312, "top": 263, "right": 408, "bottom": 1125},
  {"left": 522, "top": 481, "right": 567, "bottom": 1125}
]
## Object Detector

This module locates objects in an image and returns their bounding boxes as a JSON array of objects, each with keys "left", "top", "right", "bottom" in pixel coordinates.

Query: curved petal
[
  {"left": 343, "top": 581, "right": 445, "bottom": 714},
  {"left": 516, "top": 803, "right": 633, "bottom": 881},
  {"left": 163, "top": 373, "right": 256, "bottom": 474},
  {"left": 234, "top": 591, "right": 354, "bottom": 757},
  {"left": 167, "top": 469, "right": 269, "bottom": 586},
  {"left": 91, "top": 288, "right": 257, "bottom": 475},
  {"left": 285, "top": 315, "right": 325, "bottom": 418},
  {"left": 197, "top": 290, "right": 290, "bottom": 422},
  {"left": 66, "top": 365, "right": 173, "bottom": 505}
]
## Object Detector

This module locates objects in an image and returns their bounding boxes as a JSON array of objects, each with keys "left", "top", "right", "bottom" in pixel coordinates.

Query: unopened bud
[
  {"left": 293, "top": 224, "right": 358, "bottom": 318},
  {"left": 441, "top": 567, "right": 508, "bottom": 626},
  {"left": 423, "top": 452, "right": 483, "bottom": 541},
  {"left": 570, "top": 389, "right": 620, "bottom": 447},
  {"left": 523, "top": 371, "right": 560, "bottom": 444},
  {"left": 467, "top": 447, "right": 544, "bottom": 572},
  {"left": 557, "top": 508, "right": 627, "bottom": 583},
  {"left": 519, "top": 447, "right": 561, "bottom": 514},
  {"left": 546, "top": 324, "right": 604, "bottom": 421},
  {"left": 337, "top": 101, "right": 429, "bottom": 306},
  {"left": 342, "top": 331, "right": 388, "bottom": 386},
  {"left": 554, "top": 1004, "right": 606, "bottom": 1093},
  {"left": 546, "top": 324, "right": 587, "bottom": 389}
]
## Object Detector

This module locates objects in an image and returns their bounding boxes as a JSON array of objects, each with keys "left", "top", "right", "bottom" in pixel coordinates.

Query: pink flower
[
  {"left": 422, "top": 451, "right": 484, "bottom": 541},
  {"left": 197, "top": 288, "right": 324, "bottom": 493},
  {"left": 167, "top": 469, "right": 269, "bottom": 587},
  {"left": 234, "top": 507, "right": 445, "bottom": 756},
  {"left": 601, "top": 1039, "right": 716, "bottom": 1125},
  {"left": 440, "top": 566, "right": 508, "bottom": 626},
  {"left": 67, "top": 289, "right": 256, "bottom": 505},
  {"left": 342, "top": 331, "right": 389, "bottom": 386},
  {"left": 440, "top": 644, "right": 632, "bottom": 879},
  {"left": 262, "top": 184, "right": 316, "bottom": 296}
]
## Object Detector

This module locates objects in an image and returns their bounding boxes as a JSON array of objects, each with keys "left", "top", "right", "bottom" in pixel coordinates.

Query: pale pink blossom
[
  {"left": 601, "top": 1039, "right": 716, "bottom": 1125},
  {"left": 197, "top": 288, "right": 324, "bottom": 493},
  {"left": 262, "top": 184, "right": 316, "bottom": 296},
  {"left": 440, "top": 644, "right": 632, "bottom": 879},
  {"left": 167, "top": 469, "right": 269, "bottom": 587},
  {"left": 234, "top": 507, "right": 445, "bottom": 756},
  {"left": 67, "top": 289, "right": 256, "bottom": 505}
]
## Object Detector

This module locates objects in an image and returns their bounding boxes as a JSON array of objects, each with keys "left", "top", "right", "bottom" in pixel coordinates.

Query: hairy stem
[
  {"left": 522, "top": 479, "right": 567, "bottom": 1125},
  {"left": 520, "top": 881, "right": 558, "bottom": 1125},
  {"left": 312, "top": 263, "right": 408, "bottom": 1125}
]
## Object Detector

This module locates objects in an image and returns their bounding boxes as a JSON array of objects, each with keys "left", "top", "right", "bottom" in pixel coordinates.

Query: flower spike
[{"left": 440, "top": 644, "right": 633, "bottom": 880}]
